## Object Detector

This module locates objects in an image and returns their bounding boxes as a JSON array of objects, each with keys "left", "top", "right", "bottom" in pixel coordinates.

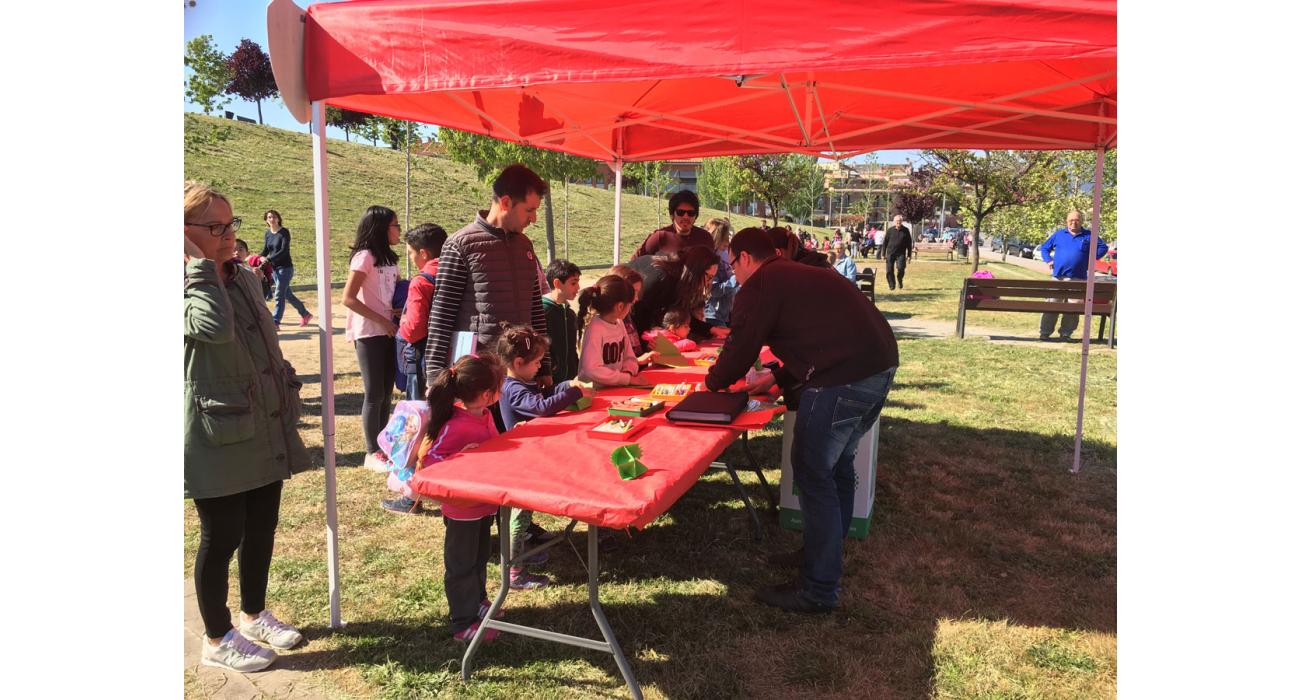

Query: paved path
[{"left": 184, "top": 578, "right": 326, "bottom": 699}]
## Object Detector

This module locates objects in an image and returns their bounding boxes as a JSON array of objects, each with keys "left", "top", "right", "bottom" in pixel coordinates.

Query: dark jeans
[
  {"left": 886, "top": 253, "right": 908, "bottom": 288},
  {"left": 355, "top": 335, "right": 396, "bottom": 453},
  {"left": 792, "top": 367, "right": 896, "bottom": 608},
  {"left": 271, "top": 265, "right": 310, "bottom": 324},
  {"left": 192, "top": 480, "right": 283, "bottom": 639},
  {"left": 444, "top": 514, "right": 494, "bottom": 632}
]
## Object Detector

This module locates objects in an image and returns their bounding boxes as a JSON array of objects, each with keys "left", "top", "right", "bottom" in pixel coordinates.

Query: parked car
[{"left": 1096, "top": 248, "right": 1117, "bottom": 276}]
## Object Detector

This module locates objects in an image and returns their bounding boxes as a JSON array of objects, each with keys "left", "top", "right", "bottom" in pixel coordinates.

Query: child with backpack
[
  {"left": 396, "top": 224, "right": 449, "bottom": 401},
  {"left": 495, "top": 324, "right": 594, "bottom": 590},
  {"left": 419, "top": 354, "right": 508, "bottom": 643}
]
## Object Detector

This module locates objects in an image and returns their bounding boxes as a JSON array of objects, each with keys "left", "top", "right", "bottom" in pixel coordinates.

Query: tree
[
  {"left": 786, "top": 156, "right": 825, "bottom": 226},
  {"left": 698, "top": 157, "right": 747, "bottom": 215},
  {"left": 624, "top": 161, "right": 676, "bottom": 227},
  {"left": 380, "top": 118, "right": 426, "bottom": 150},
  {"left": 891, "top": 165, "right": 938, "bottom": 241},
  {"left": 325, "top": 107, "right": 371, "bottom": 142},
  {"left": 439, "top": 128, "right": 598, "bottom": 261},
  {"left": 354, "top": 115, "right": 384, "bottom": 146},
  {"left": 184, "top": 35, "right": 231, "bottom": 116},
  {"left": 225, "top": 38, "right": 277, "bottom": 125},
  {"left": 734, "top": 154, "right": 806, "bottom": 227},
  {"left": 922, "top": 150, "right": 1064, "bottom": 272}
]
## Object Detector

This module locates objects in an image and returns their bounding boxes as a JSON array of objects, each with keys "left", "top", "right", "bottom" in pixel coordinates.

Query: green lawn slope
[{"left": 184, "top": 113, "right": 839, "bottom": 282}]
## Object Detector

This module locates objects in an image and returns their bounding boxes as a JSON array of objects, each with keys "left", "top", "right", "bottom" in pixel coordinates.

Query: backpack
[{"left": 394, "top": 271, "right": 437, "bottom": 389}]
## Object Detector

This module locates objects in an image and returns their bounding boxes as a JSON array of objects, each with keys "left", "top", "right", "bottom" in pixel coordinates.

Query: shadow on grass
[
  {"left": 294, "top": 370, "right": 361, "bottom": 387},
  {"left": 265, "top": 416, "right": 1115, "bottom": 697}
]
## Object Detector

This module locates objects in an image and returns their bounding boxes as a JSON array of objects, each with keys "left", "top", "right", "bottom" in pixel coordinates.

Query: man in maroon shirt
[
  {"left": 706, "top": 227, "right": 897, "bottom": 615},
  {"left": 630, "top": 190, "right": 714, "bottom": 258}
]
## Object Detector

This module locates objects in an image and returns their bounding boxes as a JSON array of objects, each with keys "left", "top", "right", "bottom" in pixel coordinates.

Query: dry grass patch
[{"left": 933, "top": 619, "right": 1116, "bottom": 699}]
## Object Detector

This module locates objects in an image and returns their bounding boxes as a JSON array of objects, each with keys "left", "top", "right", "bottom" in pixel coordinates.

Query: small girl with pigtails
[
  {"left": 417, "top": 353, "right": 507, "bottom": 643},
  {"left": 495, "top": 323, "right": 595, "bottom": 590}
]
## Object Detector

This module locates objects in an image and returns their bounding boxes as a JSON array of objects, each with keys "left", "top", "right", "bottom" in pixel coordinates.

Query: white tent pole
[
  {"left": 612, "top": 159, "right": 624, "bottom": 263},
  {"left": 311, "top": 101, "right": 344, "bottom": 627},
  {"left": 1071, "top": 146, "right": 1105, "bottom": 474}
]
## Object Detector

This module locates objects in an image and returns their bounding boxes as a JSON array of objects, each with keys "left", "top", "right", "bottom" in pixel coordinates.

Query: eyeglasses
[
  {"left": 389, "top": 222, "right": 402, "bottom": 232},
  {"left": 186, "top": 217, "right": 241, "bottom": 237},
  {"left": 674, "top": 209, "right": 698, "bottom": 218}
]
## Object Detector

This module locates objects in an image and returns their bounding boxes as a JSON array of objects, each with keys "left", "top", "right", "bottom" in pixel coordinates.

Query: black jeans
[
  {"left": 192, "top": 480, "right": 283, "bottom": 639},
  {"left": 355, "top": 335, "right": 396, "bottom": 453},
  {"left": 444, "top": 514, "right": 495, "bottom": 632},
  {"left": 886, "top": 253, "right": 909, "bottom": 288}
]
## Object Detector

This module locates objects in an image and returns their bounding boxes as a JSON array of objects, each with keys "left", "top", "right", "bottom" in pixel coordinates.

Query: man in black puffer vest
[{"left": 425, "top": 164, "right": 553, "bottom": 389}]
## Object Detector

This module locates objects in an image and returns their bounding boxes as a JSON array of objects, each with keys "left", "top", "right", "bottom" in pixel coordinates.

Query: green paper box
[{"left": 568, "top": 396, "right": 593, "bottom": 411}]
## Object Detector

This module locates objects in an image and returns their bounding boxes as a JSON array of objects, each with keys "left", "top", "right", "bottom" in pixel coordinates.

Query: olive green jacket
[{"left": 185, "top": 258, "right": 313, "bottom": 499}]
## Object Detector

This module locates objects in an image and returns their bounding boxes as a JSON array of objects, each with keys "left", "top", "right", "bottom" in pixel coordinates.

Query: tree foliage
[
  {"left": 184, "top": 35, "right": 231, "bottom": 116},
  {"left": 379, "top": 118, "right": 426, "bottom": 150},
  {"left": 698, "top": 157, "right": 748, "bottom": 214},
  {"left": 438, "top": 128, "right": 598, "bottom": 260},
  {"left": 225, "top": 38, "right": 277, "bottom": 124},
  {"left": 983, "top": 150, "right": 1118, "bottom": 248},
  {"left": 785, "top": 156, "right": 825, "bottom": 225},
  {"left": 921, "top": 150, "right": 1063, "bottom": 271},
  {"left": 325, "top": 107, "right": 371, "bottom": 141},
  {"left": 734, "top": 154, "right": 806, "bottom": 226}
]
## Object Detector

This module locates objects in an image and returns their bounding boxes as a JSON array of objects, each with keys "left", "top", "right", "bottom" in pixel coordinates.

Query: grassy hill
[{"left": 184, "top": 114, "right": 838, "bottom": 282}]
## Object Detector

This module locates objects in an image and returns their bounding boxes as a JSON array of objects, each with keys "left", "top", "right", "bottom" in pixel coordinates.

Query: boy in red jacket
[{"left": 397, "top": 224, "right": 448, "bottom": 400}]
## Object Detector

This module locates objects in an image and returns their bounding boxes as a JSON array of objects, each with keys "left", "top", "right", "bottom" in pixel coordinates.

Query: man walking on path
[
  {"left": 705, "top": 227, "right": 897, "bottom": 614},
  {"left": 881, "top": 215, "right": 914, "bottom": 290},
  {"left": 1038, "top": 210, "right": 1108, "bottom": 341}
]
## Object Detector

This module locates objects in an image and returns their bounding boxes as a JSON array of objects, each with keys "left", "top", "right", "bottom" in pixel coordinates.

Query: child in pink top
[
  {"left": 414, "top": 353, "right": 507, "bottom": 643},
  {"left": 641, "top": 307, "right": 699, "bottom": 353}
]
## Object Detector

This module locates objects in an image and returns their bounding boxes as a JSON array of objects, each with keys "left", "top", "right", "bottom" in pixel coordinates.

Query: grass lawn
[
  {"left": 184, "top": 331, "right": 1115, "bottom": 698},
  {"left": 184, "top": 114, "right": 842, "bottom": 281}
]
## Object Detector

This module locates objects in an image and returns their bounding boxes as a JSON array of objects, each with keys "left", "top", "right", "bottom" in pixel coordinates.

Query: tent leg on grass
[
  {"left": 1072, "top": 145, "right": 1106, "bottom": 474},
  {"left": 311, "top": 100, "right": 344, "bottom": 627},
  {"left": 612, "top": 158, "right": 624, "bottom": 264}
]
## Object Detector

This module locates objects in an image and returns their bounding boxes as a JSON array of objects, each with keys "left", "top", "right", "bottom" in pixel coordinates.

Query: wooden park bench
[
  {"left": 914, "top": 242, "right": 950, "bottom": 254},
  {"left": 856, "top": 267, "right": 876, "bottom": 303},
  {"left": 956, "top": 278, "right": 1117, "bottom": 347}
]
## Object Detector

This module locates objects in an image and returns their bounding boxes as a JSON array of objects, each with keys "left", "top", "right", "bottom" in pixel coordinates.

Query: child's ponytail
[
  {"left": 577, "top": 274, "right": 635, "bottom": 334},
  {"left": 424, "top": 354, "right": 506, "bottom": 442},
  {"left": 577, "top": 283, "right": 603, "bottom": 331}
]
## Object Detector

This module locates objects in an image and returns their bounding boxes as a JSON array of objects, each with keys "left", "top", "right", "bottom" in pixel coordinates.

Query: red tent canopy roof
[{"left": 280, "top": 0, "right": 1115, "bottom": 160}]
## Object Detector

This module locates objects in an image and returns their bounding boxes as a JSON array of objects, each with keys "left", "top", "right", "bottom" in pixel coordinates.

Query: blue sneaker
[{"left": 381, "top": 496, "right": 423, "bottom": 515}]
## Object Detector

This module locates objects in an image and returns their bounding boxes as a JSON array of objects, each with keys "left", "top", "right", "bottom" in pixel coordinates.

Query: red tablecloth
[{"left": 408, "top": 359, "right": 784, "bottom": 530}]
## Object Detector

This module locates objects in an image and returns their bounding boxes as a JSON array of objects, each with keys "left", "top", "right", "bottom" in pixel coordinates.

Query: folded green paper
[{"left": 610, "top": 444, "right": 647, "bottom": 480}]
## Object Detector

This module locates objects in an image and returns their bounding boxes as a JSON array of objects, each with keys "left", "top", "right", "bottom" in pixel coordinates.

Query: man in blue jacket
[{"left": 1038, "top": 210, "right": 1108, "bottom": 341}]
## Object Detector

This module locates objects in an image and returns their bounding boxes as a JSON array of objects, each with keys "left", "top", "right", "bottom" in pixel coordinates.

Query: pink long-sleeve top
[{"left": 415, "top": 406, "right": 500, "bottom": 520}]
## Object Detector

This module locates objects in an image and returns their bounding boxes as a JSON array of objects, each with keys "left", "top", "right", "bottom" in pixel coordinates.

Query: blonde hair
[
  {"left": 705, "top": 217, "right": 732, "bottom": 250},
  {"left": 184, "top": 180, "right": 230, "bottom": 223}
]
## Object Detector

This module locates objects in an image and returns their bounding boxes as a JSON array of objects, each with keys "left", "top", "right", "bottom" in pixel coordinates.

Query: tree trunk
[
  {"left": 970, "top": 216, "right": 983, "bottom": 273},
  {"left": 543, "top": 186, "right": 557, "bottom": 264},
  {"left": 256, "top": 99, "right": 263, "bottom": 125}
]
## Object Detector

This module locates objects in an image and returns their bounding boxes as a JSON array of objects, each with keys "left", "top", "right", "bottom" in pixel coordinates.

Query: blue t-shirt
[{"left": 1040, "top": 228, "right": 1108, "bottom": 279}]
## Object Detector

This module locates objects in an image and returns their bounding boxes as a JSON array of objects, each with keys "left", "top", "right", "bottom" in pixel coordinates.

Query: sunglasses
[{"left": 673, "top": 209, "right": 698, "bottom": 218}]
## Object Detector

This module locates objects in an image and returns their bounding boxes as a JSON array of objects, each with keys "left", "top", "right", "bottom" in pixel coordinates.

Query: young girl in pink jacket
[{"left": 415, "top": 354, "right": 507, "bottom": 643}]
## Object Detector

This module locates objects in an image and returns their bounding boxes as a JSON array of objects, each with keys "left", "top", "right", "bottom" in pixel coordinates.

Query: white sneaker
[
  {"left": 201, "top": 629, "right": 276, "bottom": 673},
  {"left": 363, "top": 451, "right": 390, "bottom": 473},
  {"left": 239, "top": 610, "right": 304, "bottom": 650}
]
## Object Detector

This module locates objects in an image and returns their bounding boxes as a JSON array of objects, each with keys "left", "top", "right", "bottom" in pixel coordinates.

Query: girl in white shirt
[
  {"left": 342, "top": 205, "right": 401, "bottom": 471},
  {"left": 577, "top": 275, "right": 656, "bottom": 386}
]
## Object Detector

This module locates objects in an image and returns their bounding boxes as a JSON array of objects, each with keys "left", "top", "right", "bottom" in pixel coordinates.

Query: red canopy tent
[{"left": 266, "top": 0, "right": 1116, "bottom": 630}]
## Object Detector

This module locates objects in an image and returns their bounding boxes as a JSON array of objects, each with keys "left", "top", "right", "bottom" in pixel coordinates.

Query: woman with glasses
[
  {"left": 259, "top": 210, "right": 313, "bottom": 328},
  {"left": 184, "top": 181, "right": 312, "bottom": 673},
  {"left": 342, "top": 205, "right": 402, "bottom": 472},
  {"left": 630, "top": 189, "right": 714, "bottom": 258}
]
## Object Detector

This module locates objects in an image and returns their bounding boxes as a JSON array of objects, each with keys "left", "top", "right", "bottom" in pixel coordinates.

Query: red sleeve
[
  {"left": 633, "top": 230, "right": 661, "bottom": 259},
  {"left": 399, "top": 275, "right": 435, "bottom": 343}
]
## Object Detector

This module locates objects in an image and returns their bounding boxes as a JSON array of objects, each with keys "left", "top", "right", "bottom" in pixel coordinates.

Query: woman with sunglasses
[
  {"left": 630, "top": 189, "right": 715, "bottom": 259},
  {"left": 259, "top": 210, "right": 313, "bottom": 328},
  {"left": 184, "top": 181, "right": 312, "bottom": 673}
]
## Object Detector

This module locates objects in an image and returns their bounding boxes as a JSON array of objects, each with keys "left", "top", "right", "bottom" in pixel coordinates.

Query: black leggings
[
  {"left": 444, "top": 514, "right": 494, "bottom": 633},
  {"left": 355, "top": 335, "right": 396, "bottom": 454},
  {"left": 192, "top": 480, "right": 283, "bottom": 639}
]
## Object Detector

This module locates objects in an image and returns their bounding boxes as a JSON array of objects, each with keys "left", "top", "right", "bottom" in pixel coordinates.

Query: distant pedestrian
[
  {"left": 882, "top": 215, "right": 914, "bottom": 290},
  {"left": 1038, "top": 210, "right": 1108, "bottom": 341},
  {"left": 260, "top": 210, "right": 313, "bottom": 328}
]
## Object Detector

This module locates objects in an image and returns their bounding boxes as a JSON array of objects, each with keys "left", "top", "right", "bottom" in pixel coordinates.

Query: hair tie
[{"left": 448, "top": 367, "right": 457, "bottom": 378}]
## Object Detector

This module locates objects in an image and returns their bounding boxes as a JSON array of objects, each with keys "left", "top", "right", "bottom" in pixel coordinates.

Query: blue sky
[{"left": 183, "top": 0, "right": 919, "bottom": 165}]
